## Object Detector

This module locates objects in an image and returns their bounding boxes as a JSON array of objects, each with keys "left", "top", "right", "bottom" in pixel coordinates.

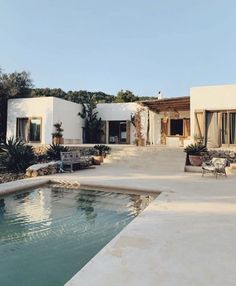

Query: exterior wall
[
  {"left": 96, "top": 103, "right": 148, "bottom": 144},
  {"left": 190, "top": 84, "right": 236, "bottom": 138},
  {"left": 96, "top": 103, "right": 139, "bottom": 121},
  {"left": 7, "top": 97, "right": 84, "bottom": 145},
  {"left": 52, "top": 97, "right": 84, "bottom": 144},
  {"left": 7, "top": 97, "right": 54, "bottom": 144}
]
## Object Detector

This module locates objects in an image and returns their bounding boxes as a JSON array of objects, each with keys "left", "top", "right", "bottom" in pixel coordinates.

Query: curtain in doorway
[
  {"left": 206, "top": 112, "right": 221, "bottom": 148},
  {"left": 221, "top": 113, "right": 228, "bottom": 144},
  {"left": 149, "top": 111, "right": 161, "bottom": 145},
  {"left": 230, "top": 113, "right": 236, "bottom": 144},
  {"left": 17, "top": 118, "right": 29, "bottom": 142}
]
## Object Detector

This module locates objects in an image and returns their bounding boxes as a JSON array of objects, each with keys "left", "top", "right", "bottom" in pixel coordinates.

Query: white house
[
  {"left": 6, "top": 84, "right": 236, "bottom": 148},
  {"left": 5, "top": 95, "right": 191, "bottom": 147},
  {"left": 190, "top": 84, "right": 236, "bottom": 148},
  {"left": 7, "top": 97, "right": 83, "bottom": 145}
]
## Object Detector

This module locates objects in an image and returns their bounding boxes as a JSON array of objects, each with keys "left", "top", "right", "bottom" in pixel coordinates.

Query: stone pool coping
[
  {"left": 0, "top": 177, "right": 50, "bottom": 196},
  {"left": 0, "top": 177, "right": 162, "bottom": 197}
]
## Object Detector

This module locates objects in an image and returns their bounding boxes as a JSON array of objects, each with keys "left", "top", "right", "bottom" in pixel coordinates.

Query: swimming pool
[{"left": 0, "top": 184, "right": 154, "bottom": 286}]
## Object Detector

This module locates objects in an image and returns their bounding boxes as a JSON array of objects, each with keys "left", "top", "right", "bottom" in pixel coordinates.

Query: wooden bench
[{"left": 60, "top": 151, "right": 92, "bottom": 172}]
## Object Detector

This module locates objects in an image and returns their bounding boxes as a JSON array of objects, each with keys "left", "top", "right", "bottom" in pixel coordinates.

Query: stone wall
[
  {"left": 203, "top": 150, "right": 236, "bottom": 164},
  {"left": 32, "top": 145, "right": 95, "bottom": 156}
]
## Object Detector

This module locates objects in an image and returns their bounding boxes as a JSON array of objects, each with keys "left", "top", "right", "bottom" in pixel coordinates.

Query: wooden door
[
  {"left": 161, "top": 118, "right": 168, "bottom": 144},
  {"left": 126, "top": 121, "right": 131, "bottom": 144}
]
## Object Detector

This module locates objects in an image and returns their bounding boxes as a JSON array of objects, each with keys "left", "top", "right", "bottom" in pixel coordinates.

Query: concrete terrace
[{"left": 1, "top": 146, "right": 236, "bottom": 286}]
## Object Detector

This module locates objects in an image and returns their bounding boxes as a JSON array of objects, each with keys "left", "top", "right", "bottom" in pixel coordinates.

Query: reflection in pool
[{"left": 0, "top": 184, "right": 154, "bottom": 286}]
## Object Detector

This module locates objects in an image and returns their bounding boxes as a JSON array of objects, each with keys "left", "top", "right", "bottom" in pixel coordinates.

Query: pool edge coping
[{"left": 0, "top": 176, "right": 166, "bottom": 197}]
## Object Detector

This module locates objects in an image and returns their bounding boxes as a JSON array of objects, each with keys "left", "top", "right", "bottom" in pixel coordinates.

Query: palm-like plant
[
  {"left": 47, "top": 143, "right": 68, "bottom": 160},
  {"left": 184, "top": 143, "right": 207, "bottom": 156},
  {"left": 78, "top": 95, "right": 104, "bottom": 143},
  {"left": 94, "top": 145, "right": 111, "bottom": 156},
  {"left": 0, "top": 137, "right": 36, "bottom": 173}
]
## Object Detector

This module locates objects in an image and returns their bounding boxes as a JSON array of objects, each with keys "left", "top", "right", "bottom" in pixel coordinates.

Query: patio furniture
[
  {"left": 60, "top": 151, "right": 92, "bottom": 172},
  {"left": 202, "top": 157, "right": 227, "bottom": 178}
]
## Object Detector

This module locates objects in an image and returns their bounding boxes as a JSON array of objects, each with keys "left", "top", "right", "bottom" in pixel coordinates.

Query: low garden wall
[
  {"left": 203, "top": 150, "right": 236, "bottom": 164},
  {"left": 32, "top": 145, "right": 94, "bottom": 156}
]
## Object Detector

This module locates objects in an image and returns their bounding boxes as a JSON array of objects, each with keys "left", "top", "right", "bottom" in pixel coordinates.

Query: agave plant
[
  {"left": 0, "top": 137, "right": 36, "bottom": 173},
  {"left": 47, "top": 143, "right": 68, "bottom": 160},
  {"left": 184, "top": 143, "right": 207, "bottom": 156}
]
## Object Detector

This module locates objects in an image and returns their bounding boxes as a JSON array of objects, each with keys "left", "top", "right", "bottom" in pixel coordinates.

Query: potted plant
[
  {"left": 184, "top": 143, "right": 207, "bottom": 166},
  {"left": 52, "top": 122, "right": 64, "bottom": 144},
  {"left": 93, "top": 145, "right": 111, "bottom": 163},
  {"left": 88, "top": 148, "right": 101, "bottom": 165}
]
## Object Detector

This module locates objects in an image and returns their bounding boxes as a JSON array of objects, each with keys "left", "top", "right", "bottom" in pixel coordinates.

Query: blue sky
[{"left": 0, "top": 0, "right": 236, "bottom": 97}]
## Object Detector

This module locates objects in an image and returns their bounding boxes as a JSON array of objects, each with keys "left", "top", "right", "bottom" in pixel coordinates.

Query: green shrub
[
  {"left": 0, "top": 138, "right": 36, "bottom": 173},
  {"left": 94, "top": 145, "right": 111, "bottom": 156},
  {"left": 47, "top": 143, "right": 68, "bottom": 160},
  {"left": 184, "top": 143, "right": 207, "bottom": 156}
]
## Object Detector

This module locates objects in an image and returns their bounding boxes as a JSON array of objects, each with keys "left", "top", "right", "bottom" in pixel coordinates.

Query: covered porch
[{"left": 141, "top": 96, "right": 191, "bottom": 147}]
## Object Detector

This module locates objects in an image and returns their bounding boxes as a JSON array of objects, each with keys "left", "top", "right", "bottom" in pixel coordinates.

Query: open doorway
[{"left": 108, "top": 121, "right": 129, "bottom": 144}]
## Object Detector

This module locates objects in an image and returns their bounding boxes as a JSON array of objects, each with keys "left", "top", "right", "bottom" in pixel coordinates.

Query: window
[
  {"left": 170, "top": 119, "right": 183, "bottom": 136},
  {"left": 17, "top": 118, "right": 42, "bottom": 143}
]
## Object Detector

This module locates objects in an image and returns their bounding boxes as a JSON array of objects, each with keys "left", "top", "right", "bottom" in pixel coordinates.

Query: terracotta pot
[
  {"left": 53, "top": 137, "right": 63, "bottom": 144},
  {"left": 137, "top": 138, "right": 145, "bottom": 146},
  {"left": 189, "top": 155, "right": 203, "bottom": 166},
  {"left": 92, "top": 156, "right": 103, "bottom": 165},
  {"left": 140, "top": 139, "right": 145, "bottom": 146}
]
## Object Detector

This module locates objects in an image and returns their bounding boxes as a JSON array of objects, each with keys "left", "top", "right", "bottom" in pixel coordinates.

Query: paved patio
[
  {"left": 0, "top": 149, "right": 236, "bottom": 286},
  {"left": 53, "top": 157, "right": 236, "bottom": 286}
]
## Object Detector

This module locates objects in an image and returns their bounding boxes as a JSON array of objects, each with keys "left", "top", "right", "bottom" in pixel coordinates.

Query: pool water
[{"left": 0, "top": 184, "right": 153, "bottom": 286}]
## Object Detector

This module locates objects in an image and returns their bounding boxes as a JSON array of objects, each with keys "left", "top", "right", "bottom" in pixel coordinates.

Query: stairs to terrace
[{"left": 105, "top": 146, "right": 186, "bottom": 173}]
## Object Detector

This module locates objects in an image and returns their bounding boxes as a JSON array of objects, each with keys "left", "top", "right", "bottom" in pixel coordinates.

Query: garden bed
[{"left": 0, "top": 171, "right": 25, "bottom": 184}]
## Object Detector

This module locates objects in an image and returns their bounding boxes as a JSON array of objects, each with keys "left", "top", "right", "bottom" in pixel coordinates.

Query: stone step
[{"left": 106, "top": 146, "right": 186, "bottom": 172}]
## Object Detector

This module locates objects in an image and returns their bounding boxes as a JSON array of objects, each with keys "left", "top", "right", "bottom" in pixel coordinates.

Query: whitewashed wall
[
  {"left": 52, "top": 97, "right": 84, "bottom": 144},
  {"left": 7, "top": 97, "right": 84, "bottom": 144},
  {"left": 96, "top": 103, "right": 149, "bottom": 144},
  {"left": 7, "top": 97, "right": 54, "bottom": 144},
  {"left": 96, "top": 102, "right": 139, "bottom": 121},
  {"left": 190, "top": 84, "right": 236, "bottom": 137}
]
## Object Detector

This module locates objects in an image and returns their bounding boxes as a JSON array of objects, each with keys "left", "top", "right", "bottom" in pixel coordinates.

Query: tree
[
  {"left": 0, "top": 71, "right": 33, "bottom": 140},
  {"left": 115, "top": 89, "right": 138, "bottom": 103},
  {"left": 78, "top": 94, "right": 104, "bottom": 143},
  {"left": 30, "top": 88, "right": 66, "bottom": 98}
]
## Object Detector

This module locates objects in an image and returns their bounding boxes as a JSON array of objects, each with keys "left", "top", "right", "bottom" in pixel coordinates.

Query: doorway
[{"left": 108, "top": 121, "right": 128, "bottom": 144}]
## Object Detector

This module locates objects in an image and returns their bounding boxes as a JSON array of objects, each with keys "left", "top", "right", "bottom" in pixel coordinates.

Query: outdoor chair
[{"left": 202, "top": 157, "right": 227, "bottom": 178}]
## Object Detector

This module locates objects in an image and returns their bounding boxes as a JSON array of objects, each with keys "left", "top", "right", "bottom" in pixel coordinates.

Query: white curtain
[
  {"left": 149, "top": 111, "right": 161, "bottom": 145},
  {"left": 206, "top": 112, "right": 220, "bottom": 148},
  {"left": 17, "top": 118, "right": 29, "bottom": 142}
]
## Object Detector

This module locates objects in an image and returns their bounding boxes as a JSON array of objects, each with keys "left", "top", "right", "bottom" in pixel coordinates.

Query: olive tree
[{"left": 0, "top": 71, "right": 33, "bottom": 140}]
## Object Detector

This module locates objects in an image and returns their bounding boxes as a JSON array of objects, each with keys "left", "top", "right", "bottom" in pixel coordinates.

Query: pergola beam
[{"left": 139, "top": 96, "right": 190, "bottom": 112}]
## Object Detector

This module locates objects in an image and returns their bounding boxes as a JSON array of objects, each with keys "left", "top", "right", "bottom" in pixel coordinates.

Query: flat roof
[{"left": 140, "top": 96, "right": 190, "bottom": 112}]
